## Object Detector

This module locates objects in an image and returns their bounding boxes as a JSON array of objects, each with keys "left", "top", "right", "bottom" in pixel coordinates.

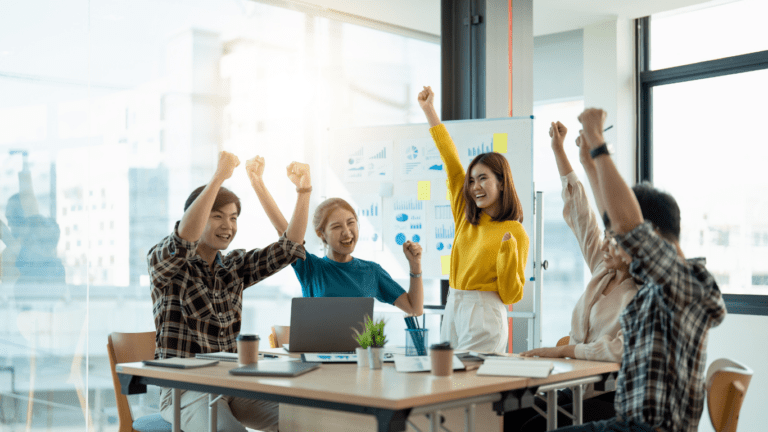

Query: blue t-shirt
[{"left": 292, "top": 252, "right": 406, "bottom": 305}]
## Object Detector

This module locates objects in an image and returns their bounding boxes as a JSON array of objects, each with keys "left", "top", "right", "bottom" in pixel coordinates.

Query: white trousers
[
  {"left": 441, "top": 287, "right": 508, "bottom": 353},
  {"left": 160, "top": 388, "right": 278, "bottom": 432}
]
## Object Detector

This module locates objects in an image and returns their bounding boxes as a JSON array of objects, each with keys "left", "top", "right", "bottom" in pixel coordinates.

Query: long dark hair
[{"left": 463, "top": 153, "right": 523, "bottom": 225}]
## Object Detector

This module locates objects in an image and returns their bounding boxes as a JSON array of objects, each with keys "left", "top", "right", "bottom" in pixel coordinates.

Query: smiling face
[
  {"left": 200, "top": 202, "right": 238, "bottom": 252},
  {"left": 601, "top": 230, "right": 631, "bottom": 271},
  {"left": 468, "top": 163, "right": 503, "bottom": 217},
  {"left": 319, "top": 207, "right": 358, "bottom": 262}
]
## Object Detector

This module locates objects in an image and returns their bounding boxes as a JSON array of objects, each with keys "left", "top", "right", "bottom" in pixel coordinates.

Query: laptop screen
[{"left": 288, "top": 297, "right": 374, "bottom": 353}]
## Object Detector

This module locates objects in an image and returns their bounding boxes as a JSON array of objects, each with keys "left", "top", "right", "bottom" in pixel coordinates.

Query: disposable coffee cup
[
  {"left": 430, "top": 342, "right": 453, "bottom": 377},
  {"left": 236, "top": 334, "right": 259, "bottom": 366}
]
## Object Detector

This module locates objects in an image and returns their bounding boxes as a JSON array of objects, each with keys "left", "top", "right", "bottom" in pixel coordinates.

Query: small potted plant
[
  {"left": 352, "top": 321, "right": 372, "bottom": 368},
  {"left": 366, "top": 316, "right": 387, "bottom": 369},
  {"left": 353, "top": 315, "right": 388, "bottom": 369}
]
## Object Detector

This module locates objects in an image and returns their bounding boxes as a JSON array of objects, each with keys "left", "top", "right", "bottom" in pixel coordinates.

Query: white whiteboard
[{"left": 324, "top": 117, "right": 534, "bottom": 283}]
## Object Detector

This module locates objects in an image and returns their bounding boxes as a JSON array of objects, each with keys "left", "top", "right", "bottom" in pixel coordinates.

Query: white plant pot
[
  {"left": 368, "top": 347, "right": 384, "bottom": 369},
  {"left": 356, "top": 347, "right": 369, "bottom": 368}
]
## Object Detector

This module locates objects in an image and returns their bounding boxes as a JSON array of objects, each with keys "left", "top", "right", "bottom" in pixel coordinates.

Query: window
[
  {"left": 639, "top": 0, "right": 768, "bottom": 312},
  {"left": 0, "top": 2, "right": 439, "bottom": 430}
]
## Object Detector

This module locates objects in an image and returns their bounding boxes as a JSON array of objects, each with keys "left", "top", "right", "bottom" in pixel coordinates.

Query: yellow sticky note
[
  {"left": 417, "top": 181, "right": 431, "bottom": 201},
  {"left": 493, "top": 133, "right": 508, "bottom": 153},
  {"left": 440, "top": 255, "right": 451, "bottom": 275}
]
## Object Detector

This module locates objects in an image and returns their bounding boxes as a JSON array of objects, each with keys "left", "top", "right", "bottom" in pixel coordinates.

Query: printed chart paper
[{"left": 344, "top": 140, "right": 394, "bottom": 182}]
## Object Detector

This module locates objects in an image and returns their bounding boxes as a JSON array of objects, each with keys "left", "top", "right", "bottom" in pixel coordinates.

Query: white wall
[{"left": 533, "top": 30, "right": 583, "bottom": 102}]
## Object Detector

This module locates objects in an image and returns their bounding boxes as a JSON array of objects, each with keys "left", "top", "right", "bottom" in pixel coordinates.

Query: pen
[
  {"left": 603, "top": 125, "right": 613, "bottom": 132},
  {"left": 263, "top": 354, "right": 279, "bottom": 359}
]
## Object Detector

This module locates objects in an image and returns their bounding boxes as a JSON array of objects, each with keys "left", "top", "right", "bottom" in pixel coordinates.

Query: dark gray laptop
[{"left": 287, "top": 297, "right": 374, "bottom": 353}]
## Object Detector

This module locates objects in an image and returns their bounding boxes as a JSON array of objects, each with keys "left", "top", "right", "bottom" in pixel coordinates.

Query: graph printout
[
  {"left": 344, "top": 140, "right": 394, "bottom": 182},
  {"left": 399, "top": 138, "right": 446, "bottom": 180},
  {"left": 430, "top": 203, "right": 454, "bottom": 254},
  {"left": 391, "top": 197, "right": 426, "bottom": 249},
  {"left": 458, "top": 134, "right": 496, "bottom": 167},
  {"left": 351, "top": 194, "right": 383, "bottom": 252}
]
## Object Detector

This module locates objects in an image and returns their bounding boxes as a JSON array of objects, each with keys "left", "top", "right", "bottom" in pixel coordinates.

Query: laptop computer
[{"left": 286, "top": 297, "right": 374, "bottom": 353}]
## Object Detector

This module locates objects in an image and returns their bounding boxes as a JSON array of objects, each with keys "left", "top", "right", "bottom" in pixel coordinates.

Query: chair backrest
[
  {"left": 107, "top": 331, "right": 157, "bottom": 432},
  {"left": 270, "top": 325, "right": 290, "bottom": 348},
  {"left": 706, "top": 358, "right": 753, "bottom": 432},
  {"left": 555, "top": 336, "right": 570, "bottom": 347}
]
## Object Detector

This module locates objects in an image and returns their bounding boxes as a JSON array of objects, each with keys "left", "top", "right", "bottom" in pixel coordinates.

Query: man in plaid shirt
[
  {"left": 148, "top": 151, "right": 312, "bottom": 432},
  {"left": 552, "top": 109, "right": 726, "bottom": 432}
]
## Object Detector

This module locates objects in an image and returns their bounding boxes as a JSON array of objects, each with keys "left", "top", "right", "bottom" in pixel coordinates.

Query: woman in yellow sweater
[{"left": 418, "top": 86, "right": 530, "bottom": 352}]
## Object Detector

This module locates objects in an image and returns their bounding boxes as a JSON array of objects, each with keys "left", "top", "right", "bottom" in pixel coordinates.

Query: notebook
[
  {"left": 229, "top": 361, "right": 321, "bottom": 377},
  {"left": 287, "top": 297, "right": 374, "bottom": 353},
  {"left": 476, "top": 358, "right": 554, "bottom": 378},
  {"left": 142, "top": 358, "right": 219, "bottom": 369}
]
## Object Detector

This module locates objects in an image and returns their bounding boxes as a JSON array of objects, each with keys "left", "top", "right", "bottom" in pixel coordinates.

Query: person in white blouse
[{"left": 507, "top": 121, "right": 640, "bottom": 431}]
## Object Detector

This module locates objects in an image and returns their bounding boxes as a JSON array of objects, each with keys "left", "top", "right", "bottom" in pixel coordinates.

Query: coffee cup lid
[
  {"left": 430, "top": 342, "right": 452, "bottom": 350},
  {"left": 236, "top": 334, "right": 259, "bottom": 341}
]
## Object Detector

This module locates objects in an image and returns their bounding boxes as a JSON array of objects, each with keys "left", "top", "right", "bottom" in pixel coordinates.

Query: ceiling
[{"left": 278, "top": 0, "right": 734, "bottom": 36}]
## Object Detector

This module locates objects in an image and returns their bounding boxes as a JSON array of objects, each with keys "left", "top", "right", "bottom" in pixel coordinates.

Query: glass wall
[
  {"left": 0, "top": 1, "right": 439, "bottom": 429},
  {"left": 532, "top": 99, "right": 588, "bottom": 346}
]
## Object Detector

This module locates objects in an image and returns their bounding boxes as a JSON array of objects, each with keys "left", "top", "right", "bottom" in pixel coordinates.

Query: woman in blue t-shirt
[{"left": 292, "top": 198, "right": 424, "bottom": 315}]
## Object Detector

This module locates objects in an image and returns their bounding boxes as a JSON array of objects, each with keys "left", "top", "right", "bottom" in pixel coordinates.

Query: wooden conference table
[{"left": 117, "top": 355, "right": 619, "bottom": 432}]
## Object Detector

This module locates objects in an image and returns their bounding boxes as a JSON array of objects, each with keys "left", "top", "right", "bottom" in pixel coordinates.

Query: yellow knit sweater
[{"left": 429, "top": 124, "right": 529, "bottom": 305}]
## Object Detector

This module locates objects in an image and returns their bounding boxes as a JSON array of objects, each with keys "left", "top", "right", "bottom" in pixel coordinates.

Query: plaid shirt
[
  {"left": 147, "top": 222, "right": 305, "bottom": 359},
  {"left": 614, "top": 222, "right": 726, "bottom": 432}
]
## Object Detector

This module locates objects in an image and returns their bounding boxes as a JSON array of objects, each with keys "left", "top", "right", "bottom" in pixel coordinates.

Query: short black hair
[
  {"left": 184, "top": 185, "right": 241, "bottom": 216},
  {"left": 602, "top": 182, "right": 681, "bottom": 242},
  {"left": 631, "top": 182, "right": 680, "bottom": 241}
]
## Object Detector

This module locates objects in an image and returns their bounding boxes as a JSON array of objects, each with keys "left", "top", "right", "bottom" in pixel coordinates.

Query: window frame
[{"left": 636, "top": 16, "right": 768, "bottom": 316}]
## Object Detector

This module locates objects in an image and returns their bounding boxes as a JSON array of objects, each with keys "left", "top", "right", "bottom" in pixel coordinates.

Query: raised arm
[
  {"left": 576, "top": 132, "right": 607, "bottom": 219},
  {"left": 417, "top": 86, "right": 441, "bottom": 128},
  {"left": 246, "top": 156, "right": 289, "bottom": 236},
  {"left": 393, "top": 240, "right": 424, "bottom": 316},
  {"left": 577, "top": 109, "right": 643, "bottom": 235},
  {"left": 550, "top": 121, "right": 573, "bottom": 177},
  {"left": 283, "top": 162, "right": 312, "bottom": 244},
  {"left": 178, "top": 151, "right": 239, "bottom": 242}
]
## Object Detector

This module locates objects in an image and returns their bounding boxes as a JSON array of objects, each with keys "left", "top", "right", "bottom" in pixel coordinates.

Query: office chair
[
  {"left": 706, "top": 358, "right": 752, "bottom": 432},
  {"left": 107, "top": 332, "right": 173, "bottom": 432},
  {"left": 269, "top": 325, "right": 290, "bottom": 348}
]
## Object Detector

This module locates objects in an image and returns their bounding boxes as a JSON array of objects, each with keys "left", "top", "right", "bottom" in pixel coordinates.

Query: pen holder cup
[{"left": 405, "top": 329, "right": 429, "bottom": 356}]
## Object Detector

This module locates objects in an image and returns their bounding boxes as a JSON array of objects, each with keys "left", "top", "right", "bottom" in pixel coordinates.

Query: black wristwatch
[{"left": 590, "top": 143, "right": 611, "bottom": 159}]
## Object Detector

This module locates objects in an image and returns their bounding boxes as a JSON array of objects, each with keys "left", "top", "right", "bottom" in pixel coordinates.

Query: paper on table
[
  {"left": 394, "top": 355, "right": 465, "bottom": 373},
  {"left": 476, "top": 359, "right": 554, "bottom": 378},
  {"left": 142, "top": 358, "right": 219, "bottom": 369}
]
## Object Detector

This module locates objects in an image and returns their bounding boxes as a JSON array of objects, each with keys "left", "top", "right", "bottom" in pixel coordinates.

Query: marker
[{"left": 603, "top": 125, "right": 613, "bottom": 132}]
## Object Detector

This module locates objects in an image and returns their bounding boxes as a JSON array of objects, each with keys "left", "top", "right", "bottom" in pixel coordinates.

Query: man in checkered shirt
[
  {"left": 552, "top": 109, "right": 727, "bottom": 432},
  {"left": 148, "top": 151, "right": 312, "bottom": 432}
]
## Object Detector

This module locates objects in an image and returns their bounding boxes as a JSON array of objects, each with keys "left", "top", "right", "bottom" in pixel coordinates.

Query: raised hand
[
  {"left": 214, "top": 151, "right": 240, "bottom": 181},
  {"left": 286, "top": 162, "right": 311, "bottom": 189},
  {"left": 403, "top": 240, "right": 423, "bottom": 265},
  {"left": 245, "top": 155, "right": 265, "bottom": 186},
  {"left": 577, "top": 108, "right": 607, "bottom": 150},
  {"left": 549, "top": 121, "right": 567, "bottom": 150},
  {"left": 574, "top": 131, "right": 596, "bottom": 171},
  {"left": 417, "top": 86, "right": 435, "bottom": 110}
]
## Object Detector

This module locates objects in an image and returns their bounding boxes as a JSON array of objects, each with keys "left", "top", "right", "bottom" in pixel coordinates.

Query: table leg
[
  {"left": 208, "top": 394, "right": 221, "bottom": 432},
  {"left": 572, "top": 385, "right": 583, "bottom": 425},
  {"left": 172, "top": 388, "right": 181, "bottom": 432},
  {"left": 545, "top": 390, "right": 557, "bottom": 431},
  {"left": 466, "top": 403, "right": 476, "bottom": 432},
  {"left": 429, "top": 410, "right": 440, "bottom": 432}
]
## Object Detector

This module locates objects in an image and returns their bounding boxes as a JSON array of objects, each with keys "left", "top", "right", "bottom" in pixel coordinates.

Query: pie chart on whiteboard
[{"left": 406, "top": 146, "right": 419, "bottom": 160}]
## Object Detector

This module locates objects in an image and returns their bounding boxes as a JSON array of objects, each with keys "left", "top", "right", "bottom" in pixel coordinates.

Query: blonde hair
[{"left": 312, "top": 198, "right": 358, "bottom": 244}]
